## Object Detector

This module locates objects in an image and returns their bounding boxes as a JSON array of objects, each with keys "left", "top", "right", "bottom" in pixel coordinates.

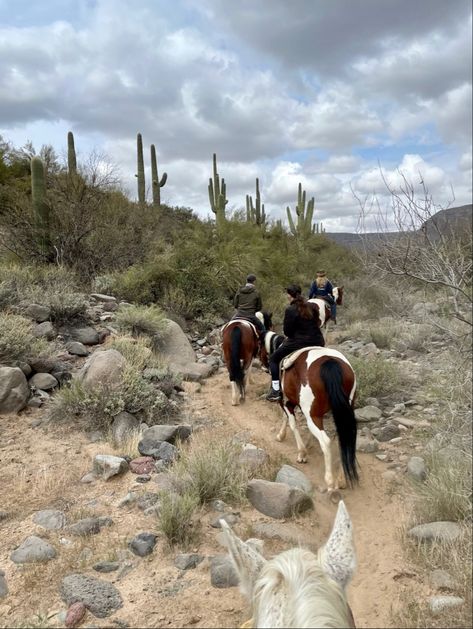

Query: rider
[
  {"left": 266, "top": 284, "right": 325, "bottom": 401},
  {"left": 232, "top": 273, "right": 265, "bottom": 337},
  {"left": 308, "top": 270, "right": 336, "bottom": 323}
]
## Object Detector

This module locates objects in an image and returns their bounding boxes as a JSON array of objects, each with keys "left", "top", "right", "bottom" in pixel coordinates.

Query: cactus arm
[
  {"left": 67, "top": 131, "right": 77, "bottom": 175},
  {"left": 136, "top": 133, "right": 145, "bottom": 204},
  {"left": 286, "top": 206, "right": 297, "bottom": 235}
]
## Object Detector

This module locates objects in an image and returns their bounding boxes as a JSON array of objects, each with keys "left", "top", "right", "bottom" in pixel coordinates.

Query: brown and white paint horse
[
  {"left": 308, "top": 285, "right": 344, "bottom": 330},
  {"left": 222, "top": 312, "right": 272, "bottom": 406},
  {"left": 261, "top": 333, "right": 358, "bottom": 492},
  {"left": 221, "top": 499, "right": 357, "bottom": 628}
]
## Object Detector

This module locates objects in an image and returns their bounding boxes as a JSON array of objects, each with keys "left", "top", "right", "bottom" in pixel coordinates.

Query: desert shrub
[
  {"left": 106, "top": 336, "right": 154, "bottom": 370},
  {"left": 172, "top": 436, "right": 249, "bottom": 505},
  {"left": 349, "top": 354, "right": 404, "bottom": 406},
  {"left": 0, "top": 312, "right": 48, "bottom": 364},
  {"left": 25, "top": 285, "right": 88, "bottom": 325},
  {"left": 367, "top": 319, "right": 402, "bottom": 349},
  {"left": 158, "top": 490, "right": 201, "bottom": 548},
  {"left": 401, "top": 324, "right": 435, "bottom": 352},
  {"left": 114, "top": 304, "right": 167, "bottom": 347}
]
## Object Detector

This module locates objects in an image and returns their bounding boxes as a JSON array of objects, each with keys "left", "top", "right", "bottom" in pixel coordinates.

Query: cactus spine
[
  {"left": 67, "top": 131, "right": 77, "bottom": 175},
  {"left": 208, "top": 153, "right": 227, "bottom": 228},
  {"left": 31, "top": 156, "right": 50, "bottom": 257},
  {"left": 150, "top": 144, "right": 167, "bottom": 207},
  {"left": 136, "top": 133, "right": 145, "bottom": 204},
  {"left": 246, "top": 178, "right": 266, "bottom": 228},
  {"left": 286, "top": 182, "right": 316, "bottom": 240}
]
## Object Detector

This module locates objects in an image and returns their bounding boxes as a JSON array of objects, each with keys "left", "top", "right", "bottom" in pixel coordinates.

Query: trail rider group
[{"left": 231, "top": 271, "right": 338, "bottom": 401}]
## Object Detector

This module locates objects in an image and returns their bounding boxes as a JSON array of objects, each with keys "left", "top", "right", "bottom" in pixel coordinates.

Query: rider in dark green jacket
[{"left": 232, "top": 274, "right": 265, "bottom": 334}]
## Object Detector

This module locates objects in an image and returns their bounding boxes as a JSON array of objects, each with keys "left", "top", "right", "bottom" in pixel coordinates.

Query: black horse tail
[
  {"left": 230, "top": 326, "right": 244, "bottom": 392},
  {"left": 320, "top": 359, "right": 359, "bottom": 485}
]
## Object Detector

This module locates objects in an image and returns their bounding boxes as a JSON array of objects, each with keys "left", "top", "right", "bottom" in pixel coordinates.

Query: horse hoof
[
  {"left": 297, "top": 455, "right": 307, "bottom": 464},
  {"left": 328, "top": 489, "right": 342, "bottom": 504},
  {"left": 231, "top": 401, "right": 240, "bottom": 406},
  {"left": 276, "top": 434, "right": 285, "bottom": 442}
]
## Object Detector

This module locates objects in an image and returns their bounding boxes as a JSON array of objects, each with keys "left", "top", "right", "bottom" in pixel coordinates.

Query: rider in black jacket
[{"left": 266, "top": 284, "right": 325, "bottom": 401}]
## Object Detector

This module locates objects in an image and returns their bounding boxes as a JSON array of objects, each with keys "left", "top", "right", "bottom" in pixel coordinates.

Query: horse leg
[
  {"left": 231, "top": 381, "right": 241, "bottom": 406},
  {"left": 299, "top": 386, "right": 334, "bottom": 489},
  {"left": 281, "top": 402, "right": 307, "bottom": 463},
  {"left": 244, "top": 359, "right": 253, "bottom": 387}
]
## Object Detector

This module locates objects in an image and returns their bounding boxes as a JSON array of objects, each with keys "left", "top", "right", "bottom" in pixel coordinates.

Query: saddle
[
  {"left": 281, "top": 346, "right": 350, "bottom": 371},
  {"left": 221, "top": 319, "right": 260, "bottom": 340}
]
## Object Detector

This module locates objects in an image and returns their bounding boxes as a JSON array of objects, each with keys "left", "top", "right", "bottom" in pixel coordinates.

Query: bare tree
[{"left": 353, "top": 167, "right": 472, "bottom": 329}]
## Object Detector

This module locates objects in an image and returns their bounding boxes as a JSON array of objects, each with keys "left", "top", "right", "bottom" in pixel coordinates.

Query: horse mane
[{"left": 253, "top": 548, "right": 352, "bottom": 628}]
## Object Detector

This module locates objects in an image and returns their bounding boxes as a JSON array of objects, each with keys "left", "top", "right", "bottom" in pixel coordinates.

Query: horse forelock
[{"left": 253, "top": 548, "right": 351, "bottom": 628}]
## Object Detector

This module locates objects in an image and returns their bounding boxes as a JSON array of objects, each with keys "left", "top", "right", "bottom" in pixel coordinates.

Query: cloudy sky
[{"left": 0, "top": 0, "right": 471, "bottom": 231}]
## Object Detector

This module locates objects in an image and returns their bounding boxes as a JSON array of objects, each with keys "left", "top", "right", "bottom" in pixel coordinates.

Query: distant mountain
[{"left": 325, "top": 204, "right": 472, "bottom": 249}]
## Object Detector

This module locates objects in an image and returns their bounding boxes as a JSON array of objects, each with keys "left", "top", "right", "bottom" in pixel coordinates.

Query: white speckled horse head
[{"left": 221, "top": 500, "right": 357, "bottom": 628}]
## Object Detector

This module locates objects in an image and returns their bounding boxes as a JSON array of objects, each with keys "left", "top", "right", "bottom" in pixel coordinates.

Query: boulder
[
  {"left": 29, "top": 373, "right": 58, "bottom": 391},
  {"left": 24, "top": 304, "right": 51, "bottom": 323},
  {"left": 70, "top": 327, "right": 100, "bottom": 346},
  {"left": 66, "top": 341, "right": 89, "bottom": 357},
  {"left": 78, "top": 350, "right": 126, "bottom": 389},
  {"left": 275, "top": 465, "right": 313, "bottom": 494},
  {"left": 168, "top": 362, "right": 215, "bottom": 382},
  {"left": 33, "top": 321, "right": 55, "bottom": 340},
  {"left": 33, "top": 509, "right": 66, "bottom": 530},
  {"left": 141, "top": 424, "right": 192, "bottom": 444},
  {"left": 10, "top": 535, "right": 56, "bottom": 563},
  {"left": 355, "top": 405, "right": 382, "bottom": 422},
  {"left": 246, "top": 479, "right": 313, "bottom": 519},
  {"left": 60, "top": 574, "right": 123, "bottom": 618},
  {"left": 159, "top": 319, "right": 196, "bottom": 366},
  {"left": 0, "top": 366, "right": 30, "bottom": 413}
]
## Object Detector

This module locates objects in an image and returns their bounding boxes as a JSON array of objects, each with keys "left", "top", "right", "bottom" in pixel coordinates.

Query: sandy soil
[{"left": 0, "top": 360, "right": 410, "bottom": 628}]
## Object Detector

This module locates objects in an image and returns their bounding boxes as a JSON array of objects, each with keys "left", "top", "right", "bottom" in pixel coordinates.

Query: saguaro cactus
[
  {"left": 136, "top": 133, "right": 146, "bottom": 204},
  {"left": 150, "top": 144, "right": 167, "bottom": 207},
  {"left": 67, "top": 131, "right": 77, "bottom": 175},
  {"left": 286, "top": 183, "right": 316, "bottom": 241},
  {"left": 246, "top": 178, "right": 267, "bottom": 228},
  {"left": 208, "top": 153, "right": 227, "bottom": 228},
  {"left": 31, "top": 156, "right": 50, "bottom": 257}
]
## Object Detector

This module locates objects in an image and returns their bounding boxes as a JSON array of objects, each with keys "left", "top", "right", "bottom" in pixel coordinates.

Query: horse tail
[
  {"left": 230, "top": 326, "right": 244, "bottom": 391},
  {"left": 320, "top": 359, "right": 358, "bottom": 485}
]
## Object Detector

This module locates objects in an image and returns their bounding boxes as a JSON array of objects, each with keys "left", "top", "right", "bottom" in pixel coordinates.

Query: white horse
[{"left": 221, "top": 500, "right": 356, "bottom": 628}]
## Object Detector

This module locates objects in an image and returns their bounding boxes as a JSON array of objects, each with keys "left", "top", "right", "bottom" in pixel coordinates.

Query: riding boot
[{"left": 266, "top": 385, "right": 282, "bottom": 401}]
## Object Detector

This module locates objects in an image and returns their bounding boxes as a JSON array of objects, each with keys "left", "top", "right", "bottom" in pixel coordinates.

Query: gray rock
[
  {"left": 10, "top": 536, "right": 56, "bottom": 563},
  {"left": 0, "top": 366, "right": 30, "bottom": 413},
  {"left": 24, "top": 303, "right": 51, "bottom": 323},
  {"left": 429, "top": 596, "right": 464, "bottom": 615},
  {"left": 111, "top": 412, "right": 140, "bottom": 444},
  {"left": 375, "top": 423, "right": 401, "bottom": 442},
  {"left": 174, "top": 554, "right": 205, "bottom": 570},
  {"left": 365, "top": 397, "right": 381, "bottom": 407},
  {"left": 357, "top": 342, "right": 379, "bottom": 357},
  {"left": 429, "top": 569, "right": 458, "bottom": 591},
  {"left": 66, "top": 341, "right": 89, "bottom": 356},
  {"left": 211, "top": 500, "right": 227, "bottom": 512},
  {"left": 246, "top": 479, "right": 313, "bottom": 519},
  {"left": 93, "top": 561, "right": 120, "bottom": 573},
  {"left": 78, "top": 350, "right": 126, "bottom": 389},
  {"left": 159, "top": 319, "right": 196, "bottom": 367},
  {"left": 355, "top": 405, "right": 382, "bottom": 422},
  {"left": 275, "top": 464, "right": 313, "bottom": 494},
  {"left": 407, "top": 522, "right": 462, "bottom": 543},
  {"left": 252, "top": 522, "right": 316, "bottom": 547},
  {"left": 356, "top": 435, "right": 379, "bottom": 453},
  {"left": 33, "top": 321, "right": 55, "bottom": 340},
  {"left": 33, "top": 509, "right": 66, "bottom": 530},
  {"left": 138, "top": 439, "right": 177, "bottom": 464},
  {"left": 61, "top": 574, "right": 123, "bottom": 618},
  {"left": 210, "top": 555, "right": 239, "bottom": 588},
  {"left": 93, "top": 455, "right": 128, "bottom": 480},
  {"left": 0, "top": 572, "right": 8, "bottom": 599},
  {"left": 29, "top": 373, "right": 58, "bottom": 391},
  {"left": 238, "top": 444, "right": 268, "bottom": 470},
  {"left": 136, "top": 492, "right": 160, "bottom": 511},
  {"left": 169, "top": 362, "right": 215, "bottom": 382},
  {"left": 128, "top": 533, "right": 157, "bottom": 557},
  {"left": 407, "top": 456, "right": 427, "bottom": 482},
  {"left": 70, "top": 327, "right": 100, "bottom": 345},
  {"left": 90, "top": 294, "right": 117, "bottom": 303},
  {"left": 68, "top": 518, "right": 102, "bottom": 536},
  {"left": 141, "top": 424, "right": 192, "bottom": 444}
]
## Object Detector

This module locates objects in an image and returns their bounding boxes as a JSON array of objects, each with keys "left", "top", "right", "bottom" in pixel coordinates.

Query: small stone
[
  {"left": 33, "top": 321, "right": 55, "bottom": 340},
  {"left": 211, "top": 500, "right": 227, "bottom": 512},
  {"left": 174, "top": 554, "right": 205, "bottom": 570},
  {"left": 29, "top": 373, "right": 59, "bottom": 391},
  {"left": 33, "top": 509, "right": 66, "bottom": 530},
  {"left": 93, "top": 561, "right": 120, "bottom": 574},
  {"left": 93, "top": 455, "right": 128, "bottom": 480},
  {"left": 66, "top": 342, "right": 89, "bottom": 357},
  {"left": 356, "top": 436, "right": 379, "bottom": 453},
  {"left": 24, "top": 303, "right": 51, "bottom": 322},
  {"left": 68, "top": 518, "right": 101, "bottom": 537},
  {"left": 128, "top": 533, "right": 157, "bottom": 557},
  {"left": 61, "top": 574, "right": 123, "bottom": 618},
  {"left": 10, "top": 536, "right": 56, "bottom": 563},
  {"left": 65, "top": 601, "right": 86, "bottom": 627},
  {"left": 355, "top": 406, "right": 382, "bottom": 422},
  {"left": 129, "top": 457, "right": 155, "bottom": 475},
  {"left": 376, "top": 423, "right": 401, "bottom": 442},
  {"left": 80, "top": 472, "right": 97, "bottom": 484},
  {"left": 137, "top": 439, "right": 177, "bottom": 464},
  {"left": 429, "top": 595, "right": 464, "bottom": 615},
  {"left": 135, "top": 475, "right": 151, "bottom": 483},
  {"left": 408, "top": 522, "right": 462, "bottom": 543},
  {"left": 407, "top": 456, "right": 427, "bottom": 482}
]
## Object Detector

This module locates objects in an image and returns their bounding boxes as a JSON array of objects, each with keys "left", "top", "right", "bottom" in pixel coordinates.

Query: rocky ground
[{"left": 0, "top": 298, "right": 468, "bottom": 628}]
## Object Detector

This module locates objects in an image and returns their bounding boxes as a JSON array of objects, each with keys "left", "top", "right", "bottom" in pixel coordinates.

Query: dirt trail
[{"left": 191, "top": 367, "right": 406, "bottom": 628}]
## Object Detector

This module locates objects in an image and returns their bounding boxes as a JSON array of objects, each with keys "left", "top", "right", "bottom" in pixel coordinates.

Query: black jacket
[{"left": 283, "top": 301, "right": 324, "bottom": 344}]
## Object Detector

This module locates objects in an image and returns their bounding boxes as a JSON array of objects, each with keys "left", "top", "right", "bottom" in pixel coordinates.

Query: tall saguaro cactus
[
  {"left": 31, "top": 156, "right": 51, "bottom": 257},
  {"left": 286, "top": 182, "right": 316, "bottom": 241},
  {"left": 67, "top": 131, "right": 77, "bottom": 175},
  {"left": 246, "top": 178, "right": 267, "bottom": 228},
  {"left": 150, "top": 144, "right": 167, "bottom": 208},
  {"left": 208, "top": 153, "right": 227, "bottom": 228},
  {"left": 136, "top": 133, "right": 146, "bottom": 204}
]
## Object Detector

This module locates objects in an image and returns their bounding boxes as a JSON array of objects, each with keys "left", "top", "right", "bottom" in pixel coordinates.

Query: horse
[
  {"left": 308, "top": 285, "right": 344, "bottom": 328},
  {"left": 220, "top": 499, "right": 356, "bottom": 628},
  {"left": 259, "top": 333, "right": 358, "bottom": 492},
  {"left": 222, "top": 311, "right": 272, "bottom": 406}
]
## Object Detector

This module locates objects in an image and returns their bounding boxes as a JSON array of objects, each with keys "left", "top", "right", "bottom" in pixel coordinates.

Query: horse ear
[
  {"left": 319, "top": 500, "right": 356, "bottom": 589},
  {"left": 220, "top": 519, "right": 266, "bottom": 599}
]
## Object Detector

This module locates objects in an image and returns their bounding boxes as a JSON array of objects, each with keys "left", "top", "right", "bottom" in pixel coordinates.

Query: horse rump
[
  {"left": 229, "top": 325, "right": 244, "bottom": 393},
  {"left": 319, "top": 359, "right": 359, "bottom": 485}
]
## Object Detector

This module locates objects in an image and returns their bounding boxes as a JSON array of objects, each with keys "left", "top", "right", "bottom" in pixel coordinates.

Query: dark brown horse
[
  {"left": 260, "top": 336, "right": 358, "bottom": 492},
  {"left": 221, "top": 318, "right": 261, "bottom": 405}
]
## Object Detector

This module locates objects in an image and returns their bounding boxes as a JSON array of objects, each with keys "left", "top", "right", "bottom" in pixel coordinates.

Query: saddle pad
[
  {"left": 221, "top": 319, "right": 259, "bottom": 338},
  {"left": 281, "top": 346, "right": 352, "bottom": 370}
]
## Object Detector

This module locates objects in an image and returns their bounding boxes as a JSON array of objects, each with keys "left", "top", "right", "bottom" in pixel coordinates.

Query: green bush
[
  {"left": 349, "top": 354, "right": 404, "bottom": 406},
  {"left": 114, "top": 304, "right": 167, "bottom": 347},
  {"left": 158, "top": 490, "right": 201, "bottom": 548},
  {"left": 0, "top": 312, "right": 48, "bottom": 364}
]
